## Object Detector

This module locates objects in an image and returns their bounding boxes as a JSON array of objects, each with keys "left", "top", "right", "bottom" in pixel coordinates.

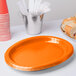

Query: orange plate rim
[{"left": 4, "top": 36, "right": 74, "bottom": 71}]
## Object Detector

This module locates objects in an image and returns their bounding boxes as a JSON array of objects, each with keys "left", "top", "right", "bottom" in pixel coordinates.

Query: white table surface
[{"left": 0, "top": 20, "right": 76, "bottom": 76}]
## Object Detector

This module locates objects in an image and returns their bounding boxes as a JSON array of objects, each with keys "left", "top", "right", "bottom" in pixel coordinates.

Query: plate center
[{"left": 10, "top": 40, "right": 64, "bottom": 67}]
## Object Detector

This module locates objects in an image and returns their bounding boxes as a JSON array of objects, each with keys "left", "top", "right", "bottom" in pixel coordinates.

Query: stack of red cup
[
  {"left": 0, "top": 0, "right": 11, "bottom": 41},
  {"left": 0, "top": 14, "right": 11, "bottom": 41}
]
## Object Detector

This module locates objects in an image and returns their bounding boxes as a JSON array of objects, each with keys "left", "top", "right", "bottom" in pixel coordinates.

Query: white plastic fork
[
  {"left": 17, "top": 0, "right": 28, "bottom": 15},
  {"left": 29, "top": 0, "right": 35, "bottom": 14}
]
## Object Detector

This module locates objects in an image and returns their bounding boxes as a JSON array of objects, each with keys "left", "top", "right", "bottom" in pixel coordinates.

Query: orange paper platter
[{"left": 5, "top": 36, "right": 74, "bottom": 71}]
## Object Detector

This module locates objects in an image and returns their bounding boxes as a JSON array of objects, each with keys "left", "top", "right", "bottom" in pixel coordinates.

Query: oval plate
[{"left": 5, "top": 36, "right": 74, "bottom": 71}]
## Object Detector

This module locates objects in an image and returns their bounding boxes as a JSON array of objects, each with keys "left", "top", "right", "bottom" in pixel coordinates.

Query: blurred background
[{"left": 7, "top": 0, "right": 76, "bottom": 26}]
